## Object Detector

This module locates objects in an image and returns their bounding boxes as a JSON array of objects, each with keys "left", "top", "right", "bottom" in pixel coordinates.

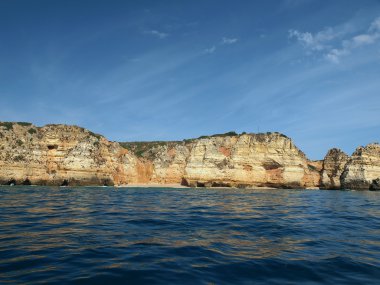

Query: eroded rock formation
[
  {"left": 0, "top": 122, "right": 378, "bottom": 189},
  {"left": 341, "top": 143, "right": 380, "bottom": 190},
  {"left": 370, "top": 178, "right": 380, "bottom": 191},
  {"left": 182, "top": 133, "right": 321, "bottom": 188},
  {"left": 0, "top": 123, "right": 140, "bottom": 186},
  {"left": 320, "top": 148, "right": 350, "bottom": 189}
]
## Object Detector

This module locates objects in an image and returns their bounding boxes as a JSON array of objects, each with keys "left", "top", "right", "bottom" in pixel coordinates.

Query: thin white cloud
[
  {"left": 325, "top": 48, "right": 349, "bottom": 64},
  {"left": 144, "top": 30, "right": 168, "bottom": 39},
  {"left": 221, "top": 37, "right": 238, "bottom": 45},
  {"left": 204, "top": 46, "right": 216, "bottom": 54},
  {"left": 288, "top": 27, "right": 337, "bottom": 51},
  {"left": 370, "top": 17, "right": 380, "bottom": 32},
  {"left": 289, "top": 16, "right": 380, "bottom": 63},
  {"left": 352, "top": 34, "right": 377, "bottom": 46},
  {"left": 203, "top": 36, "right": 238, "bottom": 54}
]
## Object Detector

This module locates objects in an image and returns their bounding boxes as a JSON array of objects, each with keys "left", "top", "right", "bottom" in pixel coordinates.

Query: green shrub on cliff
[
  {"left": 14, "top": 154, "right": 25, "bottom": 161},
  {"left": 89, "top": 131, "right": 102, "bottom": 140},
  {"left": 120, "top": 141, "right": 181, "bottom": 158},
  {"left": 28, "top": 128, "right": 37, "bottom": 134},
  {"left": 16, "top": 122, "right": 32, "bottom": 126},
  {"left": 198, "top": 131, "right": 238, "bottom": 139},
  {"left": 0, "top": 122, "right": 13, "bottom": 131},
  {"left": 0, "top": 122, "right": 33, "bottom": 131}
]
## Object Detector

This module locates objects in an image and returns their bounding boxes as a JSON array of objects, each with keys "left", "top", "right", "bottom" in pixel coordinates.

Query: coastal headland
[{"left": 0, "top": 122, "right": 379, "bottom": 190}]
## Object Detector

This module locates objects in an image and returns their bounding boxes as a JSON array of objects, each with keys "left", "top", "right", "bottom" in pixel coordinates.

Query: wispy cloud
[
  {"left": 221, "top": 37, "right": 238, "bottom": 45},
  {"left": 288, "top": 27, "right": 337, "bottom": 51},
  {"left": 289, "top": 17, "right": 380, "bottom": 63},
  {"left": 325, "top": 17, "right": 380, "bottom": 63},
  {"left": 203, "top": 36, "right": 238, "bottom": 54},
  {"left": 325, "top": 48, "right": 349, "bottom": 63},
  {"left": 203, "top": 45, "right": 216, "bottom": 54},
  {"left": 144, "top": 29, "right": 168, "bottom": 39}
]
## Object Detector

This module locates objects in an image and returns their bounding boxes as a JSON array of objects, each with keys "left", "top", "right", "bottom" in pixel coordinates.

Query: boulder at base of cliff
[{"left": 370, "top": 178, "right": 380, "bottom": 191}]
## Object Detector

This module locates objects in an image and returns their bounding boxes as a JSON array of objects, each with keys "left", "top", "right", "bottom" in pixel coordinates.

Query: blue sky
[{"left": 0, "top": 0, "right": 379, "bottom": 159}]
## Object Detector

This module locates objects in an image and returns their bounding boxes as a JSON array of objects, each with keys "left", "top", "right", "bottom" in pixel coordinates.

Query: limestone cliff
[
  {"left": 320, "top": 148, "right": 350, "bottom": 189},
  {"left": 182, "top": 133, "right": 321, "bottom": 188},
  {"left": 124, "top": 133, "right": 322, "bottom": 188},
  {"left": 0, "top": 122, "right": 378, "bottom": 189},
  {"left": 341, "top": 143, "right": 380, "bottom": 190},
  {"left": 148, "top": 143, "right": 191, "bottom": 184},
  {"left": 121, "top": 141, "right": 190, "bottom": 184},
  {"left": 0, "top": 122, "right": 140, "bottom": 186}
]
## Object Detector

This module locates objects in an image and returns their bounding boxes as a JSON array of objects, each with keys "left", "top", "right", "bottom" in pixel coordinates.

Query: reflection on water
[{"left": 0, "top": 186, "right": 380, "bottom": 284}]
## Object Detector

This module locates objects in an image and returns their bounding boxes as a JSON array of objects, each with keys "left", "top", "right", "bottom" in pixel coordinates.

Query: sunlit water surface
[{"left": 0, "top": 186, "right": 379, "bottom": 284}]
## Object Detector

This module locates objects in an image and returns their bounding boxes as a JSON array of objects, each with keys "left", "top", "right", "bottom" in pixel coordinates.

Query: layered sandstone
[
  {"left": 182, "top": 133, "right": 321, "bottom": 188},
  {"left": 341, "top": 143, "right": 380, "bottom": 190},
  {"left": 0, "top": 122, "right": 141, "bottom": 186},
  {"left": 320, "top": 148, "right": 350, "bottom": 189},
  {"left": 0, "top": 122, "right": 379, "bottom": 189},
  {"left": 121, "top": 141, "right": 191, "bottom": 184},
  {"left": 148, "top": 143, "right": 191, "bottom": 184}
]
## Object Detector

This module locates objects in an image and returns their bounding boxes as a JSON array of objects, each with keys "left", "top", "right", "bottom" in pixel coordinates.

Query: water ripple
[{"left": 0, "top": 186, "right": 379, "bottom": 284}]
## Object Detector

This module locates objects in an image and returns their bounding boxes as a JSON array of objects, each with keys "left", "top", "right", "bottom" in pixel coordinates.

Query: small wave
[{"left": 0, "top": 186, "right": 379, "bottom": 284}]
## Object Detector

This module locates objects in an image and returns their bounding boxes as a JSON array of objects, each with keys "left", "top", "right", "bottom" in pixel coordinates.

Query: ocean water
[{"left": 0, "top": 187, "right": 379, "bottom": 284}]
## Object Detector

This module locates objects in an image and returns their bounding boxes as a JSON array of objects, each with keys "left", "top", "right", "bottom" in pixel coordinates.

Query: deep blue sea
[{"left": 0, "top": 187, "right": 379, "bottom": 284}]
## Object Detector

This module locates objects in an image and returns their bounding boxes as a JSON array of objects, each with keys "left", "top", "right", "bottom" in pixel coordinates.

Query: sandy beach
[
  {"left": 118, "top": 183, "right": 278, "bottom": 190},
  {"left": 119, "top": 183, "right": 188, "bottom": 188}
]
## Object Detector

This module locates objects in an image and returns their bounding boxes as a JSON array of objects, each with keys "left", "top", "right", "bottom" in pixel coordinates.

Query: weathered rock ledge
[
  {"left": 340, "top": 143, "right": 380, "bottom": 190},
  {"left": 320, "top": 148, "right": 350, "bottom": 189},
  {"left": 0, "top": 122, "right": 379, "bottom": 190}
]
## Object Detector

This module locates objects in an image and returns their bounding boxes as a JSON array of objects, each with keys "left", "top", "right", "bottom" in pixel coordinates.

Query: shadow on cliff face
[
  {"left": 7, "top": 179, "right": 16, "bottom": 185},
  {"left": 262, "top": 160, "right": 283, "bottom": 170},
  {"left": 47, "top": 144, "right": 58, "bottom": 150},
  {"left": 22, "top": 178, "right": 31, "bottom": 185},
  {"left": 211, "top": 182, "right": 232, "bottom": 187},
  {"left": 181, "top": 178, "right": 189, "bottom": 187},
  {"left": 370, "top": 178, "right": 380, "bottom": 191}
]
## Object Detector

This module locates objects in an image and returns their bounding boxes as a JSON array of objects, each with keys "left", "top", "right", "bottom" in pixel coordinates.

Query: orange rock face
[
  {"left": 182, "top": 133, "right": 322, "bottom": 188},
  {"left": 0, "top": 123, "right": 137, "bottom": 186},
  {"left": 0, "top": 122, "right": 378, "bottom": 189},
  {"left": 218, "top": 146, "right": 231, "bottom": 157}
]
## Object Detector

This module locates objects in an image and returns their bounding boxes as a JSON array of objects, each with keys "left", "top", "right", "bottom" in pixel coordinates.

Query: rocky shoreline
[{"left": 0, "top": 122, "right": 379, "bottom": 190}]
